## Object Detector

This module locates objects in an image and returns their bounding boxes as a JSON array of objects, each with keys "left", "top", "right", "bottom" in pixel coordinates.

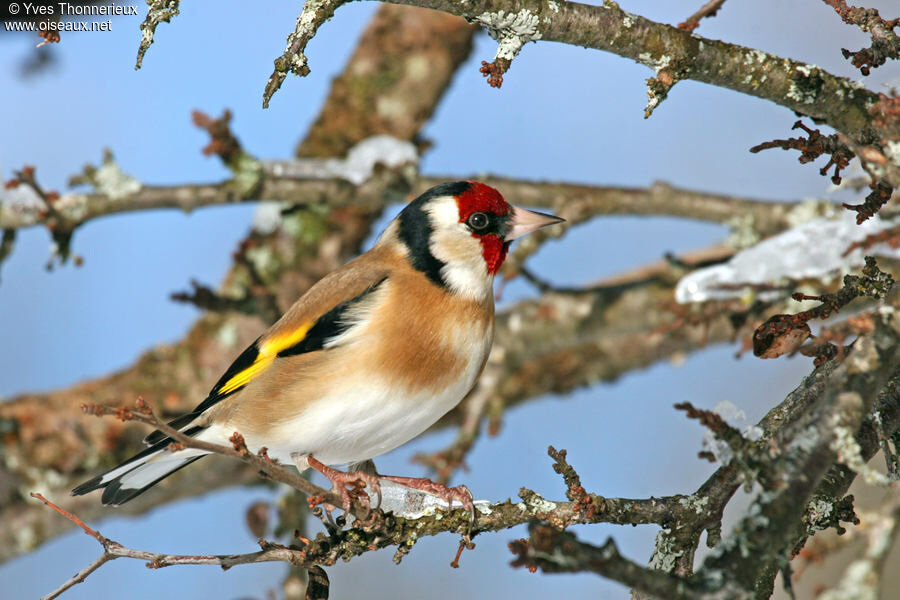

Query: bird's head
[{"left": 388, "top": 181, "right": 564, "bottom": 300}]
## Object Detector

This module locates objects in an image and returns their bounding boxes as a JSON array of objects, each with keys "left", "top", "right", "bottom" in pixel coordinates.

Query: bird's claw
[
  {"left": 307, "top": 455, "right": 382, "bottom": 517},
  {"left": 381, "top": 475, "right": 476, "bottom": 523}
]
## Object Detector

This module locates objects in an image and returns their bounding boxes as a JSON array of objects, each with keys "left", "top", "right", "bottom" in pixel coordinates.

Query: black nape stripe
[
  {"left": 277, "top": 277, "right": 388, "bottom": 358},
  {"left": 397, "top": 182, "right": 471, "bottom": 288}
]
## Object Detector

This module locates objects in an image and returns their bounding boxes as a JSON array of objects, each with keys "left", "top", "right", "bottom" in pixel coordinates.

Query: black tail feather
[
  {"left": 72, "top": 426, "right": 206, "bottom": 505},
  {"left": 99, "top": 455, "right": 204, "bottom": 506}
]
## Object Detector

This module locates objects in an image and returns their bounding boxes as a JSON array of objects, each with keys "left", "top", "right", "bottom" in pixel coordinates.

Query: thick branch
[
  {"left": 0, "top": 174, "right": 799, "bottom": 234},
  {"left": 703, "top": 313, "right": 900, "bottom": 594},
  {"left": 366, "top": 0, "right": 900, "bottom": 184}
]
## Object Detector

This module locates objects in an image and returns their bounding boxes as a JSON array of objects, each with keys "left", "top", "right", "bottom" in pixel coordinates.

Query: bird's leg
[
  {"left": 379, "top": 474, "right": 475, "bottom": 521},
  {"left": 305, "top": 455, "right": 382, "bottom": 515}
]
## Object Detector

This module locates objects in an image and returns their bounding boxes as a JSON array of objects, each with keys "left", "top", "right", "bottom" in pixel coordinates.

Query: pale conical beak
[{"left": 505, "top": 206, "right": 566, "bottom": 241}]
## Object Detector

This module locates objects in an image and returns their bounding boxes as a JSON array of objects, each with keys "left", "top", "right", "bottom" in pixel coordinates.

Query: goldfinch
[{"left": 72, "top": 181, "right": 564, "bottom": 510}]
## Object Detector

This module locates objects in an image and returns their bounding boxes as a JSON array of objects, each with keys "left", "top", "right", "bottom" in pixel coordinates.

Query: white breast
[{"left": 253, "top": 321, "right": 492, "bottom": 467}]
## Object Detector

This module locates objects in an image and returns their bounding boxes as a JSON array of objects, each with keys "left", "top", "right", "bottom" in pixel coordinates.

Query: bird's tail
[{"left": 71, "top": 427, "right": 208, "bottom": 506}]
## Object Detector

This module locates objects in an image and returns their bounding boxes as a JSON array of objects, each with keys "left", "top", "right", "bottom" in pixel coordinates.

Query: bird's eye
[{"left": 467, "top": 212, "right": 489, "bottom": 230}]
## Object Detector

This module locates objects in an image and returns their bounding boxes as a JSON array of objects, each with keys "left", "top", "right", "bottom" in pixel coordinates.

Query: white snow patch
[
  {"left": 264, "top": 135, "right": 417, "bottom": 186},
  {"left": 343, "top": 480, "right": 491, "bottom": 523},
  {"left": 93, "top": 160, "right": 141, "bottom": 200},
  {"left": 700, "top": 401, "right": 750, "bottom": 465},
  {"left": 676, "top": 211, "right": 900, "bottom": 303}
]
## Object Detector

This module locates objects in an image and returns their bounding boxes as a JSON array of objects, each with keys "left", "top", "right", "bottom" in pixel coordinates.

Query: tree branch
[
  {"left": 0, "top": 172, "right": 800, "bottom": 234},
  {"left": 510, "top": 524, "right": 706, "bottom": 599}
]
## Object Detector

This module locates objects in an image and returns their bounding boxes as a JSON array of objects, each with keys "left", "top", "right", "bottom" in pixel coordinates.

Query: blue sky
[{"left": 2, "top": 1, "right": 897, "bottom": 598}]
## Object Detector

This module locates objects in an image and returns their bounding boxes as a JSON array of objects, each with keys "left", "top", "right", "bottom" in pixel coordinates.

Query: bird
[{"left": 72, "top": 181, "right": 564, "bottom": 512}]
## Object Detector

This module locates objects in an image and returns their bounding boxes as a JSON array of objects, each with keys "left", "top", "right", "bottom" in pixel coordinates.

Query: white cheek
[
  {"left": 432, "top": 229, "right": 493, "bottom": 300},
  {"left": 425, "top": 198, "right": 494, "bottom": 301}
]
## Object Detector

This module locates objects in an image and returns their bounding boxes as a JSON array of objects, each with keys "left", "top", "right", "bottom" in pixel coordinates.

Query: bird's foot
[
  {"left": 306, "top": 455, "right": 382, "bottom": 515},
  {"left": 380, "top": 474, "right": 475, "bottom": 522}
]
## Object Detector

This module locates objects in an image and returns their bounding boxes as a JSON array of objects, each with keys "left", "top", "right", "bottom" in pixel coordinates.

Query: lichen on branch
[
  {"left": 263, "top": 0, "right": 347, "bottom": 108},
  {"left": 136, "top": 0, "right": 181, "bottom": 69}
]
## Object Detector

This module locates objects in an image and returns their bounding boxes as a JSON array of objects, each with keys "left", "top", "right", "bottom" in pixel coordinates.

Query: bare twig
[
  {"left": 753, "top": 257, "right": 894, "bottom": 360},
  {"left": 750, "top": 120, "right": 855, "bottom": 185},
  {"left": 678, "top": 0, "right": 728, "bottom": 32},
  {"left": 80, "top": 398, "right": 343, "bottom": 510},
  {"left": 263, "top": 0, "right": 348, "bottom": 108},
  {"left": 510, "top": 524, "right": 703, "bottom": 599},
  {"left": 136, "top": 0, "right": 181, "bottom": 69},
  {"left": 32, "top": 492, "right": 307, "bottom": 600},
  {"left": 843, "top": 180, "right": 895, "bottom": 224}
]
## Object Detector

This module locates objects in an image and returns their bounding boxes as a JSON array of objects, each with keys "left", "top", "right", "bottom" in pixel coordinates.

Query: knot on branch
[
  {"left": 479, "top": 59, "right": 510, "bottom": 88},
  {"left": 38, "top": 29, "right": 61, "bottom": 46},
  {"left": 229, "top": 432, "right": 251, "bottom": 456},
  {"left": 645, "top": 69, "right": 679, "bottom": 118},
  {"left": 750, "top": 120, "right": 854, "bottom": 185},
  {"left": 639, "top": 52, "right": 690, "bottom": 118},
  {"left": 470, "top": 9, "right": 543, "bottom": 89}
]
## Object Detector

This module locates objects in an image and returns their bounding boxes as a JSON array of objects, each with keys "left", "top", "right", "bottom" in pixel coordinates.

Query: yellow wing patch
[{"left": 217, "top": 321, "right": 313, "bottom": 395}]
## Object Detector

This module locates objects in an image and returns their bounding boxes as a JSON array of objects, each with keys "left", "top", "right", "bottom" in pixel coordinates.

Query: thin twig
[
  {"left": 40, "top": 551, "right": 115, "bottom": 600},
  {"left": 678, "top": 0, "right": 728, "bottom": 32},
  {"left": 81, "top": 398, "right": 348, "bottom": 513},
  {"left": 32, "top": 492, "right": 306, "bottom": 599}
]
